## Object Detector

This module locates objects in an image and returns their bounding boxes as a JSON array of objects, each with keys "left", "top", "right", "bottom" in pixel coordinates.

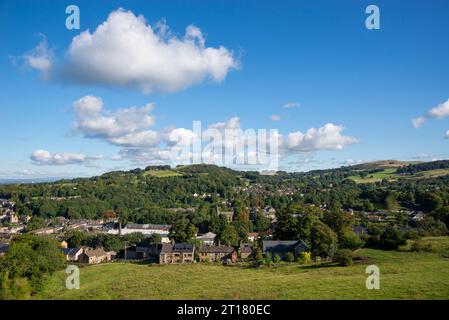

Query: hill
[
  {"left": 36, "top": 237, "right": 449, "bottom": 300},
  {"left": 351, "top": 160, "right": 422, "bottom": 170}
]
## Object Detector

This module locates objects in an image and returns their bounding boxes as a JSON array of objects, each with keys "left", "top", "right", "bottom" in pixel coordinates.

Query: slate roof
[
  {"left": 240, "top": 243, "right": 253, "bottom": 253},
  {"left": 199, "top": 245, "right": 234, "bottom": 254},
  {"left": 262, "top": 240, "right": 309, "bottom": 254},
  {"left": 83, "top": 248, "right": 108, "bottom": 257},
  {"left": 160, "top": 243, "right": 195, "bottom": 254},
  {"left": 61, "top": 247, "right": 83, "bottom": 256}
]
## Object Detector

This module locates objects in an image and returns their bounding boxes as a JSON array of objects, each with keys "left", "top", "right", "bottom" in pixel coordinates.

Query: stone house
[
  {"left": 196, "top": 232, "right": 217, "bottom": 246},
  {"left": 61, "top": 247, "right": 84, "bottom": 262},
  {"left": 78, "top": 248, "right": 113, "bottom": 264},
  {"left": 239, "top": 243, "right": 253, "bottom": 260},
  {"left": 199, "top": 245, "right": 237, "bottom": 263},
  {"left": 159, "top": 243, "right": 195, "bottom": 264}
]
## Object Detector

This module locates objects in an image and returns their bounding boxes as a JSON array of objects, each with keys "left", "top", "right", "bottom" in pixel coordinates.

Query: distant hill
[
  {"left": 351, "top": 160, "right": 422, "bottom": 170},
  {"left": 347, "top": 159, "right": 449, "bottom": 184}
]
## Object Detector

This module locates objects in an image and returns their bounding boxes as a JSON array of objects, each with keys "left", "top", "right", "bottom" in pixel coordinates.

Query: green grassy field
[
  {"left": 348, "top": 168, "right": 449, "bottom": 184},
  {"left": 36, "top": 238, "right": 449, "bottom": 300},
  {"left": 143, "top": 169, "right": 183, "bottom": 178}
]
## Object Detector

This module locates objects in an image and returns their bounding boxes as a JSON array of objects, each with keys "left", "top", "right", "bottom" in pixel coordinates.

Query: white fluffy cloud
[
  {"left": 31, "top": 150, "right": 102, "bottom": 166},
  {"left": 281, "top": 123, "right": 358, "bottom": 152},
  {"left": 73, "top": 95, "right": 159, "bottom": 147},
  {"left": 22, "top": 35, "right": 54, "bottom": 76},
  {"left": 41, "top": 95, "right": 358, "bottom": 167},
  {"left": 428, "top": 99, "right": 449, "bottom": 119},
  {"left": 411, "top": 116, "right": 426, "bottom": 129},
  {"left": 412, "top": 99, "right": 449, "bottom": 134},
  {"left": 445, "top": 130, "right": 449, "bottom": 139},
  {"left": 27, "top": 8, "right": 237, "bottom": 93}
]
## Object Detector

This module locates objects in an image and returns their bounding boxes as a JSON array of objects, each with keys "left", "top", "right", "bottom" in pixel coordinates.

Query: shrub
[
  {"left": 285, "top": 252, "right": 295, "bottom": 263},
  {"left": 340, "top": 231, "right": 364, "bottom": 250},
  {"left": 440, "top": 248, "right": 449, "bottom": 259},
  {"left": 410, "top": 241, "right": 435, "bottom": 253},
  {"left": 298, "top": 251, "right": 312, "bottom": 264},
  {"left": 273, "top": 254, "right": 281, "bottom": 264},
  {"left": 334, "top": 249, "right": 354, "bottom": 266},
  {"left": 265, "top": 252, "right": 273, "bottom": 266}
]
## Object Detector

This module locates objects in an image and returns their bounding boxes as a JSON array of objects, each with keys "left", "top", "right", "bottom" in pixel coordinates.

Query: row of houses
[{"left": 61, "top": 247, "right": 116, "bottom": 264}]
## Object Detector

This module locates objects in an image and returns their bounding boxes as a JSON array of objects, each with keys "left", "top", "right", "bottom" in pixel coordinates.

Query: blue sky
[{"left": 0, "top": 0, "right": 448, "bottom": 178}]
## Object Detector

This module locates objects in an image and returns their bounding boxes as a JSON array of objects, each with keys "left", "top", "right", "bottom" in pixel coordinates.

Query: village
[{"left": 0, "top": 197, "right": 426, "bottom": 266}]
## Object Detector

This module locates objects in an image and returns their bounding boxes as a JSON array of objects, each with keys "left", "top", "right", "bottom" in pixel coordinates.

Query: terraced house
[
  {"left": 199, "top": 245, "right": 237, "bottom": 263},
  {"left": 159, "top": 243, "right": 195, "bottom": 264}
]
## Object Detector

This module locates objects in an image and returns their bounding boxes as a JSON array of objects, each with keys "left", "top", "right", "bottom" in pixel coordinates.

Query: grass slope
[
  {"left": 36, "top": 238, "right": 449, "bottom": 300},
  {"left": 143, "top": 170, "right": 183, "bottom": 178},
  {"left": 348, "top": 168, "right": 449, "bottom": 184}
]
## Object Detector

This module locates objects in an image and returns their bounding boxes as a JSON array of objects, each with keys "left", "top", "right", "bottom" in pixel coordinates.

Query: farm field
[
  {"left": 143, "top": 169, "right": 183, "bottom": 178},
  {"left": 348, "top": 168, "right": 449, "bottom": 184},
  {"left": 36, "top": 238, "right": 449, "bottom": 300}
]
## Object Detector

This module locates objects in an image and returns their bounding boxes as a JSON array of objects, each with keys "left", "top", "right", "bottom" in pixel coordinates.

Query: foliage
[
  {"left": 298, "top": 251, "right": 312, "bottom": 264},
  {"left": 219, "top": 224, "right": 238, "bottom": 246},
  {"left": 284, "top": 252, "right": 295, "bottom": 262},
  {"left": 340, "top": 230, "right": 364, "bottom": 250},
  {"left": 310, "top": 222, "right": 338, "bottom": 258},
  {"left": 169, "top": 221, "right": 198, "bottom": 243},
  {"left": 0, "top": 234, "right": 65, "bottom": 299},
  {"left": 366, "top": 226, "right": 407, "bottom": 250},
  {"left": 334, "top": 249, "right": 354, "bottom": 266}
]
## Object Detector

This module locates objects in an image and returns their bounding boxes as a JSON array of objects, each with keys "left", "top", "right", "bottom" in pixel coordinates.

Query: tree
[
  {"left": 253, "top": 212, "right": 271, "bottom": 232},
  {"left": 25, "top": 216, "right": 46, "bottom": 232},
  {"left": 219, "top": 224, "right": 238, "bottom": 246},
  {"left": 148, "top": 233, "right": 162, "bottom": 244},
  {"left": 379, "top": 226, "right": 406, "bottom": 250},
  {"left": 65, "top": 230, "right": 87, "bottom": 247},
  {"left": 310, "top": 222, "right": 338, "bottom": 258},
  {"left": 340, "top": 230, "right": 364, "bottom": 250},
  {"left": 0, "top": 235, "right": 65, "bottom": 298},
  {"left": 169, "top": 221, "right": 198, "bottom": 243},
  {"left": 323, "top": 209, "right": 354, "bottom": 237},
  {"left": 274, "top": 210, "right": 298, "bottom": 240},
  {"left": 384, "top": 193, "right": 400, "bottom": 211}
]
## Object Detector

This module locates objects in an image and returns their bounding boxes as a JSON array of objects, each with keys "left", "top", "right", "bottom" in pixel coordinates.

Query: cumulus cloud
[
  {"left": 73, "top": 95, "right": 159, "bottom": 147},
  {"left": 22, "top": 35, "right": 54, "bottom": 77},
  {"left": 428, "top": 99, "right": 449, "bottom": 119},
  {"left": 411, "top": 116, "right": 426, "bottom": 129},
  {"left": 445, "top": 130, "right": 449, "bottom": 139},
  {"left": 280, "top": 123, "right": 358, "bottom": 152},
  {"left": 31, "top": 150, "right": 102, "bottom": 166},
  {"left": 283, "top": 102, "right": 301, "bottom": 109},
  {"left": 412, "top": 99, "right": 449, "bottom": 134},
  {"left": 344, "top": 159, "right": 370, "bottom": 166},
  {"left": 57, "top": 95, "right": 358, "bottom": 167},
  {"left": 270, "top": 115, "right": 281, "bottom": 121},
  {"left": 25, "top": 8, "right": 237, "bottom": 93}
]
